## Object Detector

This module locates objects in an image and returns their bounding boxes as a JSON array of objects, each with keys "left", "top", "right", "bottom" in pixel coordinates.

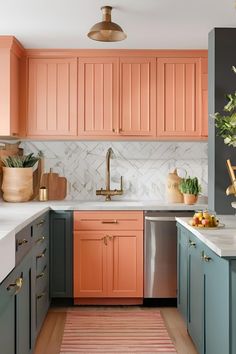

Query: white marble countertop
[
  {"left": 0, "top": 199, "right": 207, "bottom": 284},
  {"left": 176, "top": 216, "right": 236, "bottom": 257}
]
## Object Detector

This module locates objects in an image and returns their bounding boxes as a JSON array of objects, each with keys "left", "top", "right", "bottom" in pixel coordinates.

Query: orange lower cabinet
[
  {"left": 73, "top": 211, "right": 144, "bottom": 304},
  {"left": 73, "top": 231, "right": 108, "bottom": 298},
  {"left": 107, "top": 231, "right": 143, "bottom": 298}
]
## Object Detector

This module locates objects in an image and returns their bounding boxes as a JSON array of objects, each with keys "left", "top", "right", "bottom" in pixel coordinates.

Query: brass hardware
[
  {"left": 36, "top": 265, "right": 47, "bottom": 279},
  {"left": 37, "top": 248, "right": 47, "bottom": 259},
  {"left": 108, "top": 236, "right": 113, "bottom": 241},
  {"left": 112, "top": 128, "right": 115, "bottom": 133},
  {"left": 103, "top": 236, "right": 108, "bottom": 246},
  {"left": 12, "top": 132, "right": 18, "bottom": 136},
  {"left": 96, "top": 147, "right": 124, "bottom": 201},
  {"left": 189, "top": 240, "right": 196, "bottom": 247},
  {"left": 7, "top": 276, "right": 23, "bottom": 295},
  {"left": 35, "top": 236, "right": 45, "bottom": 244},
  {"left": 203, "top": 255, "right": 212, "bottom": 262},
  {"left": 37, "top": 219, "right": 45, "bottom": 227},
  {"left": 102, "top": 220, "right": 118, "bottom": 224},
  {"left": 37, "top": 292, "right": 46, "bottom": 300},
  {"left": 87, "top": 6, "right": 127, "bottom": 42},
  {"left": 17, "top": 238, "right": 28, "bottom": 246}
]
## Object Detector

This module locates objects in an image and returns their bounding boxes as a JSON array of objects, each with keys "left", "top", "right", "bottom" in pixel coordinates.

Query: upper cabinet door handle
[{"left": 101, "top": 220, "right": 118, "bottom": 224}]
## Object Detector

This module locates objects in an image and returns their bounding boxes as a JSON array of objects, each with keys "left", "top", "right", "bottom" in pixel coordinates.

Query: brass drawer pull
[
  {"left": 101, "top": 220, "right": 118, "bottom": 224},
  {"left": 203, "top": 255, "right": 212, "bottom": 262},
  {"left": 189, "top": 240, "right": 196, "bottom": 247},
  {"left": 17, "top": 238, "right": 28, "bottom": 247},
  {"left": 36, "top": 248, "right": 47, "bottom": 259},
  {"left": 7, "top": 276, "right": 23, "bottom": 295},
  {"left": 36, "top": 219, "right": 45, "bottom": 227},
  {"left": 36, "top": 265, "right": 47, "bottom": 279},
  {"left": 37, "top": 292, "right": 46, "bottom": 300},
  {"left": 35, "top": 236, "right": 46, "bottom": 244}
]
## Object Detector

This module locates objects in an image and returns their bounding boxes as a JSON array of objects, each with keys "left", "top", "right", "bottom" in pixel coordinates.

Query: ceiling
[{"left": 0, "top": 0, "right": 236, "bottom": 49}]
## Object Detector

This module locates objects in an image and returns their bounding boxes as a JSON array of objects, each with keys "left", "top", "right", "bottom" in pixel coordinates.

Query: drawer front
[
  {"left": 36, "top": 247, "right": 48, "bottom": 272},
  {"left": 36, "top": 286, "right": 49, "bottom": 333},
  {"left": 34, "top": 234, "right": 49, "bottom": 252},
  {"left": 36, "top": 266, "right": 49, "bottom": 294},
  {"left": 74, "top": 211, "right": 144, "bottom": 231},
  {"left": 33, "top": 212, "right": 49, "bottom": 240},
  {"left": 15, "top": 225, "right": 32, "bottom": 265}
]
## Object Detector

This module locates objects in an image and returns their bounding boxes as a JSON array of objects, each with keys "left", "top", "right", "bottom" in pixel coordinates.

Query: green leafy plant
[
  {"left": 179, "top": 177, "right": 201, "bottom": 196},
  {"left": 2, "top": 153, "right": 40, "bottom": 168},
  {"left": 214, "top": 66, "right": 236, "bottom": 147}
]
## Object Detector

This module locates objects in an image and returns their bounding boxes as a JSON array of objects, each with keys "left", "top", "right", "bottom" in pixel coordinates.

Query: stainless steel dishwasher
[{"left": 144, "top": 210, "right": 193, "bottom": 299}]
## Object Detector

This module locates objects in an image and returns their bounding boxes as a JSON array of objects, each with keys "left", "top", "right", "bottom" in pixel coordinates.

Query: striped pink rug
[{"left": 60, "top": 310, "right": 177, "bottom": 353}]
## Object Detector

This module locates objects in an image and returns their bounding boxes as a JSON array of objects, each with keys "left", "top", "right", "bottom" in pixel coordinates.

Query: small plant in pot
[
  {"left": 1, "top": 153, "right": 40, "bottom": 202},
  {"left": 179, "top": 176, "right": 201, "bottom": 205}
]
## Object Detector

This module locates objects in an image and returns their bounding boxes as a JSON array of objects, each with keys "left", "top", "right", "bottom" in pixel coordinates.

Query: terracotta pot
[
  {"left": 2, "top": 167, "right": 33, "bottom": 202},
  {"left": 183, "top": 193, "right": 198, "bottom": 205}
]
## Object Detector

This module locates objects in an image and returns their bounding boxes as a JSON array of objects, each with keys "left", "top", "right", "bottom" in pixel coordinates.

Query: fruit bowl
[{"left": 188, "top": 210, "right": 224, "bottom": 228}]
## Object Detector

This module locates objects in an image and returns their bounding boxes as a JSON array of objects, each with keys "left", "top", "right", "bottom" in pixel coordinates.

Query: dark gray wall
[{"left": 208, "top": 28, "right": 236, "bottom": 214}]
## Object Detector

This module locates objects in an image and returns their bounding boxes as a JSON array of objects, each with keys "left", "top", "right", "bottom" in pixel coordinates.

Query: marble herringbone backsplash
[{"left": 21, "top": 141, "right": 208, "bottom": 201}]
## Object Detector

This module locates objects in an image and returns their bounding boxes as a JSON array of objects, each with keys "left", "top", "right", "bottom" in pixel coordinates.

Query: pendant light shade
[{"left": 87, "top": 6, "right": 127, "bottom": 42}]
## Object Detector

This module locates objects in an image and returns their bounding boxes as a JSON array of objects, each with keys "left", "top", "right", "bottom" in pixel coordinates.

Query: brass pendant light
[{"left": 87, "top": 6, "right": 127, "bottom": 42}]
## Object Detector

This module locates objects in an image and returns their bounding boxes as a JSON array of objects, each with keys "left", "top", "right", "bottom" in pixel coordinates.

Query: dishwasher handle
[{"left": 145, "top": 216, "right": 177, "bottom": 222}]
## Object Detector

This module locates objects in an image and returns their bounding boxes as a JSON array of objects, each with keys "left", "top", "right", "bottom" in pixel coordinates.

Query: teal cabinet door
[
  {"left": 0, "top": 270, "right": 16, "bottom": 354},
  {"left": 177, "top": 225, "right": 189, "bottom": 322},
  {"left": 203, "top": 245, "right": 229, "bottom": 354},
  {"left": 187, "top": 232, "right": 204, "bottom": 354},
  {"left": 50, "top": 211, "right": 73, "bottom": 297},
  {"left": 16, "top": 252, "right": 33, "bottom": 354}
]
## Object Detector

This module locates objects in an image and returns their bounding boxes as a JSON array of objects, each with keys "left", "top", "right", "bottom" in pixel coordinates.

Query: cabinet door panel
[
  {"left": 157, "top": 57, "right": 201, "bottom": 137},
  {"left": 177, "top": 226, "right": 189, "bottom": 322},
  {"left": 120, "top": 57, "right": 156, "bottom": 136},
  {"left": 50, "top": 211, "right": 73, "bottom": 298},
  {"left": 74, "top": 231, "right": 107, "bottom": 297},
  {"left": 78, "top": 57, "right": 119, "bottom": 136},
  {"left": 0, "top": 269, "right": 16, "bottom": 354},
  {"left": 107, "top": 231, "right": 143, "bottom": 297},
  {"left": 188, "top": 233, "right": 204, "bottom": 354},
  {"left": 201, "top": 57, "right": 208, "bottom": 137},
  {"left": 28, "top": 58, "right": 77, "bottom": 136},
  {"left": 204, "top": 246, "right": 229, "bottom": 354}
]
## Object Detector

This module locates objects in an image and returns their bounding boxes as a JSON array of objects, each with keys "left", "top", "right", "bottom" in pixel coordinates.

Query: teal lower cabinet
[
  {"left": 177, "top": 223, "right": 231, "bottom": 354},
  {"left": 0, "top": 251, "right": 33, "bottom": 354},
  {"left": 203, "top": 246, "right": 229, "bottom": 354},
  {"left": 188, "top": 234, "right": 204, "bottom": 354},
  {"left": 177, "top": 225, "right": 189, "bottom": 322},
  {"left": 50, "top": 211, "right": 73, "bottom": 298}
]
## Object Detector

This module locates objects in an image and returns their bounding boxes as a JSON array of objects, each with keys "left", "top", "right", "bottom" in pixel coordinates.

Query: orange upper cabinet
[
  {"left": 157, "top": 57, "right": 202, "bottom": 138},
  {"left": 0, "top": 36, "right": 25, "bottom": 137},
  {"left": 119, "top": 57, "right": 156, "bottom": 136},
  {"left": 27, "top": 58, "right": 77, "bottom": 137},
  {"left": 78, "top": 57, "right": 119, "bottom": 136}
]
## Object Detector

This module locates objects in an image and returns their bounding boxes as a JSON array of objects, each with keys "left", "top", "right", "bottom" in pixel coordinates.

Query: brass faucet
[{"left": 96, "top": 147, "right": 123, "bottom": 201}]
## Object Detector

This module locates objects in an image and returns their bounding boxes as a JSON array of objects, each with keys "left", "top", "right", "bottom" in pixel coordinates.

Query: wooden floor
[{"left": 34, "top": 306, "right": 198, "bottom": 354}]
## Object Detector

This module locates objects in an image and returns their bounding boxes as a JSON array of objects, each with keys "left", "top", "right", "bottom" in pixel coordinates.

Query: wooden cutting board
[{"left": 40, "top": 168, "right": 67, "bottom": 200}]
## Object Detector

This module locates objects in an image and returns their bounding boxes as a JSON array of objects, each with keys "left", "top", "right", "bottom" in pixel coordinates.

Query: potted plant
[
  {"left": 1, "top": 153, "right": 40, "bottom": 202},
  {"left": 214, "top": 66, "right": 236, "bottom": 147},
  {"left": 179, "top": 176, "right": 201, "bottom": 205}
]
